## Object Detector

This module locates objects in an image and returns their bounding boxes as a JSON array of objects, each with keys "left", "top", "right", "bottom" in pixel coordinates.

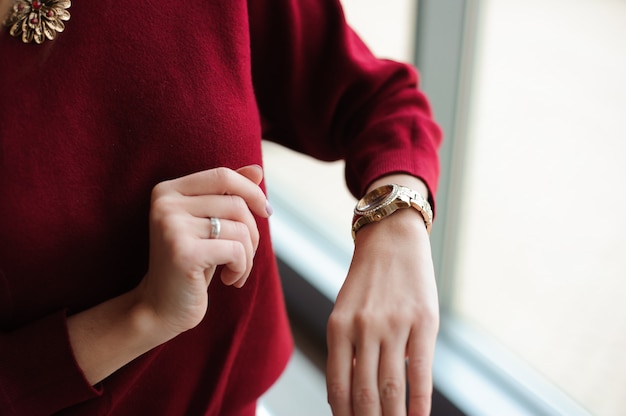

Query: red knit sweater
[{"left": 0, "top": 0, "right": 441, "bottom": 414}]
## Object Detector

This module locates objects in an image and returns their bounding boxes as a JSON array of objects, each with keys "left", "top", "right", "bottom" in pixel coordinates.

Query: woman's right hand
[
  {"left": 66, "top": 165, "right": 271, "bottom": 386},
  {"left": 136, "top": 165, "right": 272, "bottom": 339}
]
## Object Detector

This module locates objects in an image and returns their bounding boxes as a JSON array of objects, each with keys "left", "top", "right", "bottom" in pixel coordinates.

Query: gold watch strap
[{"left": 351, "top": 184, "right": 432, "bottom": 240}]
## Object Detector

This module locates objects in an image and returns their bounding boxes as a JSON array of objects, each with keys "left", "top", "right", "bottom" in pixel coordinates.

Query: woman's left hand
[{"left": 326, "top": 179, "right": 439, "bottom": 416}]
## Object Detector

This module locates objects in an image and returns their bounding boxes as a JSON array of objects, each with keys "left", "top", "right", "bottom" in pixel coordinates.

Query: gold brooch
[{"left": 3, "top": 0, "right": 71, "bottom": 44}]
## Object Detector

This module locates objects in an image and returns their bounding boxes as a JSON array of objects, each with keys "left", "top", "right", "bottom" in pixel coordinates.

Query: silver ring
[{"left": 209, "top": 217, "right": 221, "bottom": 239}]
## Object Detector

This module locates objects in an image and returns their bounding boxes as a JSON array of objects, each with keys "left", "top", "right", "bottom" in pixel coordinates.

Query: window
[{"left": 449, "top": 1, "right": 626, "bottom": 414}]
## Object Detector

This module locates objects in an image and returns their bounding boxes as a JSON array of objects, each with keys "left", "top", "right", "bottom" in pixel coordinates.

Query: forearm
[{"left": 67, "top": 288, "right": 171, "bottom": 385}]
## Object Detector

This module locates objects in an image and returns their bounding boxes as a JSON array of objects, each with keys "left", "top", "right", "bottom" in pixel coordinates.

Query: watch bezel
[{"left": 354, "top": 184, "right": 399, "bottom": 215}]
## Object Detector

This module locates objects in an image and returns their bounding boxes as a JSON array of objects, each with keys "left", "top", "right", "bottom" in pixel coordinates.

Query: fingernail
[{"left": 265, "top": 199, "right": 274, "bottom": 217}]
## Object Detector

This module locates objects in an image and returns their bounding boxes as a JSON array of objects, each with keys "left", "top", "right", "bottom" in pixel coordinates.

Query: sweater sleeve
[
  {"left": 0, "top": 310, "right": 101, "bottom": 415},
  {"left": 248, "top": 0, "right": 442, "bottom": 201}
]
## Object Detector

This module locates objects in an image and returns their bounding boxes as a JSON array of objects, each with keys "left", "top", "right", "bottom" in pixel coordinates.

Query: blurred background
[{"left": 261, "top": 1, "right": 626, "bottom": 415}]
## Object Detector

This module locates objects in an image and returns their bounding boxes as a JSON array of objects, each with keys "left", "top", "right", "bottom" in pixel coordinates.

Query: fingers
[
  {"left": 193, "top": 238, "right": 248, "bottom": 278},
  {"left": 151, "top": 165, "right": 270, "bottom": 287},
  {"left": 189, "top": 217, "right": 254, "bottom": 286},
  {"left": 406, "top": 324, "right": 437, "bottom": 416},
  {"left": 184, "top": 194, "right": 260, "bottom": 251},
  {"left": 352, "top": 339, "right": 382, "bottom": 416},
  {"left": 170, "top": 206, "right": 256, "bottom": 287},
  {"left": 186, "top": 193, "right": 260, "bottom": 285},
  {"left": 160, "top": 166, "right": 271, "bottom": 219},
  {"left": 209, "top": 219, "right": 256, "bottom": 287},
  {"left": 326, "top": 317, "right": 354, "bottom": 416},
  {"left": 328, "top": 331, "right": 417, "bottom": 416},
  {"left": 379, "top": 339, "right": 408, "bottom": 416},
  {"left": 327, "top": 305, "right": 435, "bottom": 416}
]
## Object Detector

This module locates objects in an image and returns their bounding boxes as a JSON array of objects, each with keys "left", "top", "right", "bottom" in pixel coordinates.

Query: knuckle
[
  {"left": 150, "top": 205, "right": 178, "bottom": 234},
  {"left": 383, "top": 310, "right": 407, "bottom": 330},
  {"left": 414, "top": 304, "right": 440, "bottom": 334},
  {"left": 327, "top": 309, "right": 381, "bottom": 339},
  {"left": 227, "top": 194, "right": 248, "bottom": 216},
  {"left": 251, "top": 229, "right": 260, "bottom": 250},
  {"left": 151, "top": 181, "right": 170, "bottom": 198},
  {"left": 407, "top": 356, "right": 431, "bottom": 377},
  {"left": 354, "top": 387, "right": 377, "bottom": 407},
  {"left": 228, "top": 241, "right": 247, "bottom": 270},
  {"left": 353, "top": 310, "right": 376, "bottom": 331},
  {"left": 389, "top": 300, "right": 439, "bottom": 333},
  {"left": 213, "top": 166, "right": 234, "bottom": 184},
  {"left": 409, "top": 394, "right": 432, "bottom": 416},
  {"left": 150, "top": 193, "right": 180, "bottom": 221},
  {"left": 326, "top": 312, "right": 350, "bottom": 336},
  {"left": 326, "top": 382, "right": 350, "bottom": 405},
  {"left": 231, "top": 221, "right": 249, "bottom": 240},
  {"left": 380, "top": 378, "right": 404, "bottom": 401},
  {"left": 426, "top": 305, "right": 440, "bottom": 327}
]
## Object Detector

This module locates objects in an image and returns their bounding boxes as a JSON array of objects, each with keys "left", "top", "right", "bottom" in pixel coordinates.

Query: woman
[{"left": 0, "top": 0, "right": 441, "bottom": 415}]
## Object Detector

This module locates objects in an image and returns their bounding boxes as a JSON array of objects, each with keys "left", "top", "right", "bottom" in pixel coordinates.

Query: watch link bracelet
[{"left": 351, "top": 184, "right": 433, "bottom": 240}]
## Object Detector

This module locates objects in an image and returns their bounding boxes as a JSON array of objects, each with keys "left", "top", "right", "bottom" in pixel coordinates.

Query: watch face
[
  {"left": 356, "top": 184, "right": 395, "bottom": 213},
  {"left": 352, "top": 183, "right": 433, "bottom": 237}
]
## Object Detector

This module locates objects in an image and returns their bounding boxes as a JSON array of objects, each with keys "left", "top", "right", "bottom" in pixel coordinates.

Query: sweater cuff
[
  {"left": 346, "top": 148, "right": 440, "bottom": 217},
  {"left": 0, "top": 310, "right": 102, "bottom": 415}
]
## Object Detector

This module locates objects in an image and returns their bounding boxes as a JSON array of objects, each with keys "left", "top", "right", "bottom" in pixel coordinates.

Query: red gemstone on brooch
[{"left": 32, "top": 0, "right": 43, "bottom": 10}]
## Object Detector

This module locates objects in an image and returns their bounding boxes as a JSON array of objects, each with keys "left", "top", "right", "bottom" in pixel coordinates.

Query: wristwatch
[{"left": 351, "top": 184, "right": 433, "bottom": 240}]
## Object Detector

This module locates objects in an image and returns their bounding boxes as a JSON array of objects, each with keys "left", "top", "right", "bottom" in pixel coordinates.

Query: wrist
[
  {"left": 354, "top": 206, "right": 430, "bottom": 245},
  {"left": 352, "top": 182, "right": 432, "bottom": 240},
  {"left": 128, "top": 283, "right": 185, "bottom": 344},
  {"left": 126, "top": 288, "right": 177, "bottom": 346},
  {"left": 67, "top": 289, "right": 175, "bottom": 385}
]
